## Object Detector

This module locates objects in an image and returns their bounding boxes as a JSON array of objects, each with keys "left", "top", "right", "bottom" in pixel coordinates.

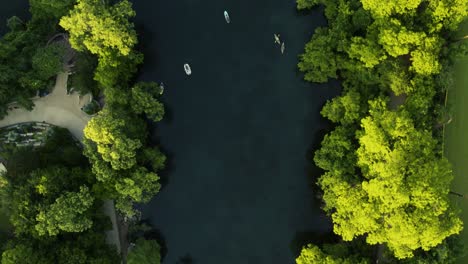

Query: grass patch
[{"left": 444, "top": 19, "right": 468, "bottom": 264}]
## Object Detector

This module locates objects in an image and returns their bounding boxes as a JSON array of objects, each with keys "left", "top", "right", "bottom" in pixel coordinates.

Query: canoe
[
  {"left": 184, "top": 64, "right": 191, "bottom": 75},
  {"left": 224, "top": 11, "right": 230, "bottom": 23}
]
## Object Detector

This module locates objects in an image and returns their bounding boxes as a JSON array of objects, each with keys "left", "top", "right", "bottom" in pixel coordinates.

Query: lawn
[{"left": 444, "top": 19, "right": 468, "bottom": 264}]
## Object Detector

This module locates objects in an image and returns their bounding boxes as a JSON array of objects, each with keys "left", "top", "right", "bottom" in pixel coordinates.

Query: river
[
  {"left": 131, "top": 0, "right": 339, "bottom": 263},
  {"left": 1, "top": 1, "right": 340, "bottom": 263}
]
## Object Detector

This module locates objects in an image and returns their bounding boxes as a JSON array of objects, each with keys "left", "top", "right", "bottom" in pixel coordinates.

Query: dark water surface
[
  {"left": 0, "top": 0, "right": 29, "bottom": 35},
  {"left": 132, "top": 1, "right": 340, "bottom": 263}
]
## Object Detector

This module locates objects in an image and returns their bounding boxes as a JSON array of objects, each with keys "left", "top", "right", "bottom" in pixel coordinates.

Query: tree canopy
[
  {"left": 127, "top": 238, "right": 161, "bottom": 264},
  {"left": 297, "top": 0, "right": 466, "bottom": 260}
]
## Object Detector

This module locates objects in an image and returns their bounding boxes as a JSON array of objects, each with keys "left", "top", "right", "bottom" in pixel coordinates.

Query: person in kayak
[{"left": 274, "top": 34, "right": 280, "bottom": 44}]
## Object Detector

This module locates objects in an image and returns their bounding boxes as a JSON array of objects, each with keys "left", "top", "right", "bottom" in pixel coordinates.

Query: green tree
[
  {"left": 361, "top": 0, "right": 422, "bottom": 18},
  {"left": 298, "top": 27, "right": 338, "bottom": 83},
  {"left": 320, "top": 90, "right": 364, "bottom": 125},
  {"left": 29, "top": 0, "right": 77, "bottom": 19},
  {"left": 139, "top": 147, "right": 166, "bottom": 172},
  {"left": 32, "top": 43, "right": 65, "bottom": 80},
  {"left": 346, "top": 36, "right": 387, "bottom": 68},
  {"left": 59, "top": 0, "right": 137, "bottom": 57},
  {"left": 35, "top": 186, "right": 94, "bottom": 236},
  {"left": 1, "top": 243, "right": 51, "bottom": 264},
  {"left": 83, "top": 108, "right": 162, "bottom": 217},
  {"left": 7, "top": 166, "right": 94, "bottom": 237},
  {"left": 320, "top": 99, "right": 463, "bottom": 259},
  {"left": 83, "top": 108, "right": 145, "bottom": 173},
  {"left": 127, "top": 238, "right": 161, "bottom": 264},
  {"left": 131, "top": 82, "right": 165, "bottom": 122},
  {"left": 296, "top": 244, "right": 368, "bottom": 264}
]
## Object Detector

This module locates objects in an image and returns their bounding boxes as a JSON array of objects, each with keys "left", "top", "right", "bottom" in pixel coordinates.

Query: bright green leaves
[
  {"left": 35, "top": 186, "right": 94, "bottom": 236},
  {"left": 60, "top": 0, "right": 142, "bottom": 89},
  {"left": 378, "top": 20, "right": 426, "bottom": 57},
  {"left": 353, "top": 102, "right": 461, "bottom": 258},
  {"left": 83, "top": 107, "right": 163, "bottom": 217},
  {"left": 361, "top": 0, "right": 422, "bottom": 18},
  {"left": 84, "top": 108, "right": 144, "bottom": 171},
  {"left": 60, "top": 0, "right": 137, "bottom": 57},
  {"left": 425, "top": 0, "right": 468, "bottom": 32},
  {"left": 347, "top": 37, "right": 387, "bottom": 68},
  {"left": 301, "top": 0, "right": 466, "bottom": 261},
  {"left": 315, "top": 99, "right": 463, "bottom": 259}
]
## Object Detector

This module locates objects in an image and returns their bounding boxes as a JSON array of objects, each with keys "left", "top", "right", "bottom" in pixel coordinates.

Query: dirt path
[{"left": 0, "top": 73, "right": 91, "bottom": 139}]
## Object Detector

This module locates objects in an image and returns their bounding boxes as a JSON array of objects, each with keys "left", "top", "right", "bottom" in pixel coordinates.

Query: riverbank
[{"left": 444, "top": 20, "right": 468, "bottom": 264}]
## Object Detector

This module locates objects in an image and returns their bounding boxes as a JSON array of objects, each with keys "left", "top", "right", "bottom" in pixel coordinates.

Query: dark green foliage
[
  {"left": 0, "top": 128, "right": 119, "bottom": 262},
  {"left": 29, "top": 0, "right": 76, "bottom": 20},
  {"left": 127, "top": 238, "right": 161, "bottom": 264},
  {"left": 32, "top": 43, "right": 65, "bottom": 79},
  {"left": 1, "top": 230, "right": 119, "bottom": 264},
  {"left": 296, "top": 243, "right": 370, "bottom": 264},
  {"left": 0, "top": 5, "right": 64, "bottom": 115},
  {"left": 131, "top": 82, "right": 165, "bottom": 122},
  {"left": 69, "top": 52, "right": 98, "bottom": 96}
]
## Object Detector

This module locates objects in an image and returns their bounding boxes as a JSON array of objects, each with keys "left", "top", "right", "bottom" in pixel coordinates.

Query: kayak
[
  {"left": 184, "top": 64, "right": 191, "bottom": 75},
  {"left": 224, "top": 11, "right": 230, "bottom": 23}
]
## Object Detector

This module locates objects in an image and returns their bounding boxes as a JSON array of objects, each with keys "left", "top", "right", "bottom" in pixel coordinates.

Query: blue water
[{"left": 131, "top": 0, "right": 340, "bottom": 263}]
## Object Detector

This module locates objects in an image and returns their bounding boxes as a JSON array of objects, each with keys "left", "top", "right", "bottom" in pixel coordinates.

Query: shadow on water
[
  {"left": 134, "top": 23, "right": 159, "bottom": 71},
  {"left": 290, "top": 230, "right": 339, "bottom": 256},
  {"left": 176, "top": 254, "right": 195, "bottom": 264},
  {"left": 139, "top": 222, "right": 169, "bottom": 262}
]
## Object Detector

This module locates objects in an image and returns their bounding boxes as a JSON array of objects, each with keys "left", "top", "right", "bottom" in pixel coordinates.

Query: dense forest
[
  {"left": 295, "top": 0, "right": 468, "bottom": 263},
  {"left": 0, "top": 0, "right": 164, "bottom": 263}
]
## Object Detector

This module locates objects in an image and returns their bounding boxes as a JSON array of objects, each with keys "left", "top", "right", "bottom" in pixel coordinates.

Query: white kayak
[
  {"left": 224, "top": 11, "right": 230, "bottom": 23},
  {"left": 274, "top": 34, "right": 280, "bottom": 44},
  {"left": 281, "top": 42, "right": 285, "bottom": 54},
  {"left": 184, "top": 63, "right": 191, "bottom": 75}
]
